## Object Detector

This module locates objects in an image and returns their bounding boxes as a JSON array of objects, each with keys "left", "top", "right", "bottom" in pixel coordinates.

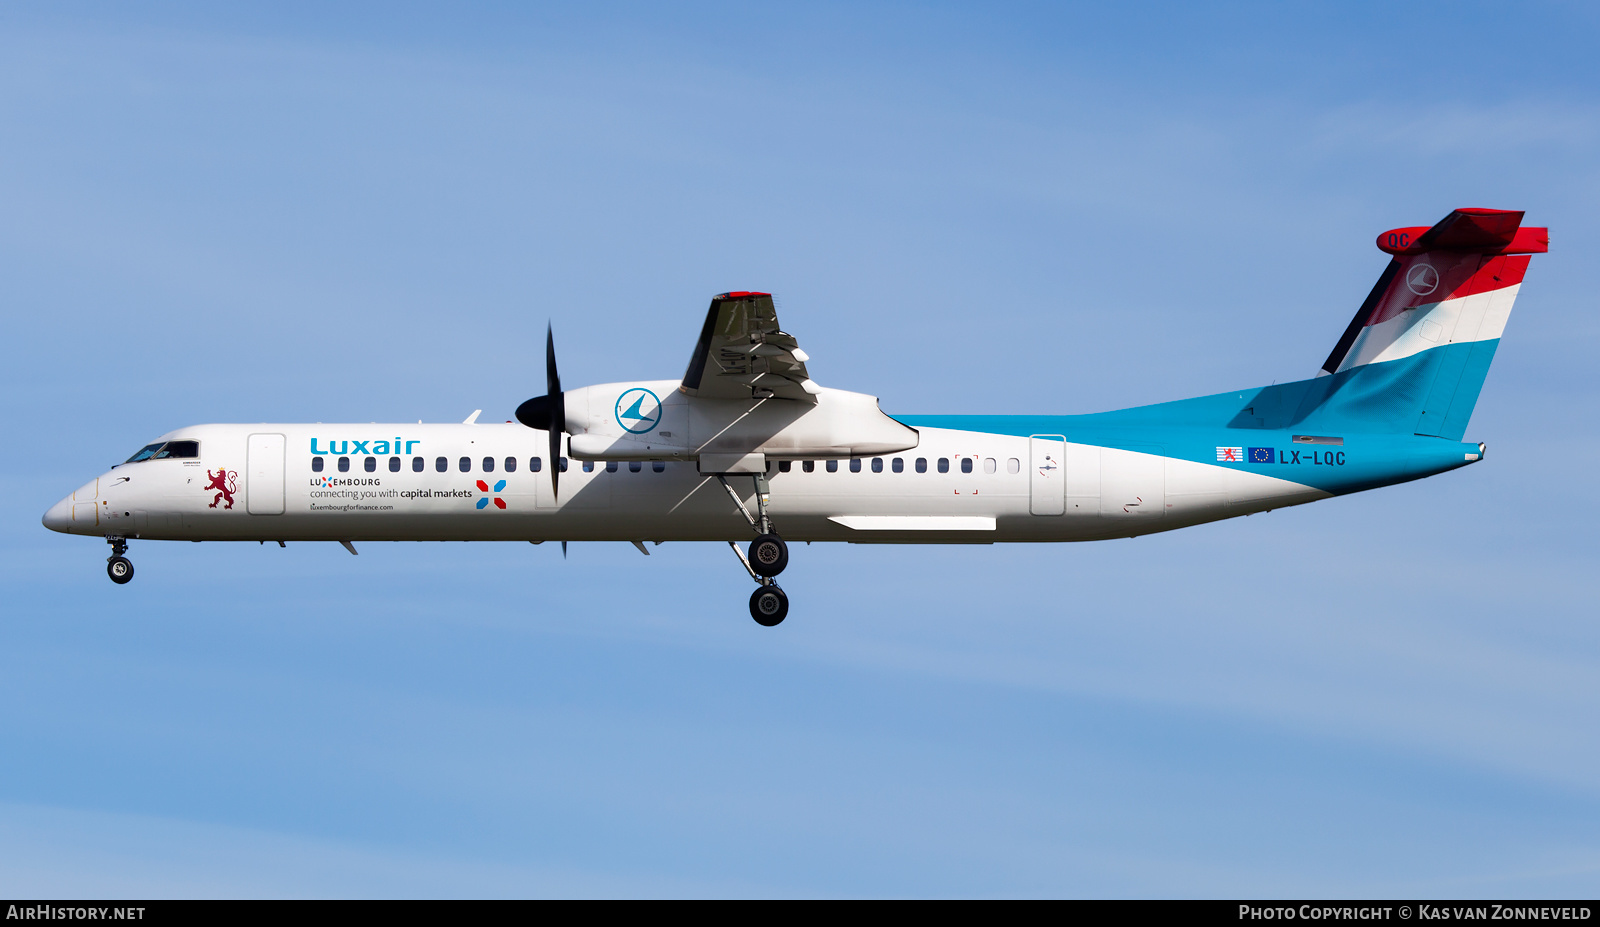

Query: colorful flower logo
[{"left": 476, "top": 479, "right": 507, "bottom": 509}]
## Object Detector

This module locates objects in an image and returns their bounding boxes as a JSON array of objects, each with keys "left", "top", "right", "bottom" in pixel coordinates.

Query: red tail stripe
[
  {"left": 1366, "top": 254, "right": 1528, "bottom": 327},
  {"left": 1451, "top": 254, "right": 1529, "bottom": 301}
]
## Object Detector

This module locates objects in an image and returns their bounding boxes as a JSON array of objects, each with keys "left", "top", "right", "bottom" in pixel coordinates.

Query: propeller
[{"left": 515, "top": 324, "right": 566, "bottom": 501}]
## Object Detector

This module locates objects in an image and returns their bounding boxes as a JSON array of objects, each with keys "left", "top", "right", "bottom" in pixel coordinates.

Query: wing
[{"left": 679, "top": 292, "right": 820, "bottom": 402}]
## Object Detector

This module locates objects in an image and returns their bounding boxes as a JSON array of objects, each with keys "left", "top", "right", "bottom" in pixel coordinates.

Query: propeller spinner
[{"left": 514, "top": 324, "right": 566, "bottom": 500}]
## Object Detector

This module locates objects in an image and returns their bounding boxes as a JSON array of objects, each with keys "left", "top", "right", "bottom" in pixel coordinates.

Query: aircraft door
[
  {"left": 246, "top": 433, "right": 286, "bottom": 515},
  {"left": 1029, "top": 435, "right": 1066, "bottom": 515}
]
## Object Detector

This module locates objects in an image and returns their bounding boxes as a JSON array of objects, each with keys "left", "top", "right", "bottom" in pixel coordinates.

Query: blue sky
[{"left": 2, "top": 1, "right": 1599, "bottom": 897}]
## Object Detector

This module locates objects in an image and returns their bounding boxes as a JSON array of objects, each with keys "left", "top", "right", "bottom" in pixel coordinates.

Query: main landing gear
[
  {"left": 718, "top": 472, "right": 791, "bottom": 627},
  {"left": 106, "top": 536, "right": 134, "bottom": 585}
]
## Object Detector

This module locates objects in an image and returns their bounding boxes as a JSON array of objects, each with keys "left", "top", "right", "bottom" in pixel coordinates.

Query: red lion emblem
[{"left": 205, "top": 469, "right": 238, "bottom": 509}]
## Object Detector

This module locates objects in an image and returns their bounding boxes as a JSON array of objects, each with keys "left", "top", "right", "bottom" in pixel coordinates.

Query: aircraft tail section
[{"left": 1300, "top": 208, "right": 1546, "bottom": 439}]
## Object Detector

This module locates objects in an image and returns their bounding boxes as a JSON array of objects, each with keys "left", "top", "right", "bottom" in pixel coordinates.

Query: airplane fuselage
[{"left": 45, "top": 407, "right": 1480, "bottom": 547}]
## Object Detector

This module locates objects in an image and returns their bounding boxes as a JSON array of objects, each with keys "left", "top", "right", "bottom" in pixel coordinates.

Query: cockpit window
[
  {"left": 125, "top": 440, "right": 199, "bottom": 463},
  {"left": 125, "top": 443, "right": 165, "bottom": 463}
]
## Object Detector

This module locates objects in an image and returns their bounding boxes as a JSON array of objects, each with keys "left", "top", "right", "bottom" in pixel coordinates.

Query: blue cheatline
[{"left": 897, "top": 340, "right": 1492, "bottom": 497}]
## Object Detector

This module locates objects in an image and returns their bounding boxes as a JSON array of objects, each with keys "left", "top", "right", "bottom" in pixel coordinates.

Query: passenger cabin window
[
  {"left": 625, "top": 461, "right": 638, "bottom": 472},
  {"left": 530, "top": 457, "right": 543, "bottom": 472},
  {"left": 312, "top": 457, "right": 324, "bottom": 472},
  {"left": 483, "top": 457, "right": 495, "bottom": 473},
  {"left": 1007, "top": 458, "right": 1020, "bottom": 474},
  {"left": 892, "top": 458, "right": 904, "bottom": 473},
  {"left": 504, "top": 457, "right": 517, "bottom": 472},
  {"left": 560, "top": 457, "right": 569, "bottom": 472},
  {"left": 778, "top": 461, "right": 792, "bottom": 473},
  {"left": 388, "top": 456, "right": 400, "bottom": 472},
  {"left": 412, "top": 457, "right": 424, "bottom": 472},
  {"left": 938, "top": 458, "right": 950, "bottom": 473},
  {"left": 652, "top": 461, "right": 665, "bottom": 472},
  {"left": 961, "top": 458, "right": 973, "bottom": 474},
  {"left": 803, "top": 461, "right": 815, "bottom": 472},
  {"left": 606, "top": 461, "right": 618, "bottom": 473},
  {"left": 984, "top": 458, "right": 997, "bottom": 474},
  {"left": 338, "top": 457, "right": 350, "bottom": 472},
  {"left": 583, "top": 461, "right": 594, "bottom": 472},
  {"left": 871, "top": 458, "right": 883, "bottom": 473},
  {"left": 364, "top": 456, "right": 376, "bottom": 472},
  {"left": 915, "top": 458, "right": 927, "bottom": 473},
  {"left": 459, "top": 457, "right": 471, "bottom": 472},
  {"left": 850, "top": 459, "right": 862, "bottom": 473},
  {"left": 436, "top": 457, "right": 448, "bottom": 473},
  {"left": 826, "top": 460, "right": 838, "bottom": 472}
]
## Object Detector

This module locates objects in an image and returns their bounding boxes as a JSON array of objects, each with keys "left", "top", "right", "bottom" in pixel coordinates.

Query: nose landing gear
[
  {"left": 106, "top": 536, "right": 134, "bottom": 584},
  {"left": 718, "top": 472, "right": 792, "bottom": 626}
]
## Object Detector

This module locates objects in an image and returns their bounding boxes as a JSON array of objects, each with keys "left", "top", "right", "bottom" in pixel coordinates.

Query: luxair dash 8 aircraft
[{"left": 44, "top": 208, "right": 1545, "bottom": 625}]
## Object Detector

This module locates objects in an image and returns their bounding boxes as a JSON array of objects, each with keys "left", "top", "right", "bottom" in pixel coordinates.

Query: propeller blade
[
  {"left": 547, "top": 324, "right": 563, "bottom": 500},
  {"left": 561, "top": 540, "right": 567, "bottom": 559},
  {"left": 513, "top": 324, "right": 567, "bottom": 500},
  {"left": 546, "top": 323, "right": 562, "bottom": 408},
  {"left": 549, "top": 423, "right": 561, "bottom": 501}
]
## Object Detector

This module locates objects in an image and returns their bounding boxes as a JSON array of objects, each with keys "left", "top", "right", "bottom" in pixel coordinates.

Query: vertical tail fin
[{"left": 1304, "top": 208, "right": 1546, "bottom": 439}]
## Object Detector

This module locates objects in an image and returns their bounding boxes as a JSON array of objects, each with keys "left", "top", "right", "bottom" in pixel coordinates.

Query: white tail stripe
[{"left": 1337, "top": 283, "right": 1520, "bottom": 372}]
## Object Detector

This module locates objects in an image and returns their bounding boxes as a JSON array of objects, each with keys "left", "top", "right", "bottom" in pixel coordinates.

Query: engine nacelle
[{"left": 562, "top": 380, "right": 918, "bottom": 462}]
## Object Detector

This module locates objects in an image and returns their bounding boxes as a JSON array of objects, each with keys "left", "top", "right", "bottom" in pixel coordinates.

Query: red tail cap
[{"left": 1378, "top": 208, "right": 1548, "bottom": 255}]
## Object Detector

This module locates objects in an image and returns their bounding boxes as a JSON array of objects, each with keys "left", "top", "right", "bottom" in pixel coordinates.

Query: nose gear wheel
[
  {"left": 107, "top": 557, "right": 134, "bottom": 584},
  {"left": 105, "top": 536, "right": 133, "bottom": 584}
]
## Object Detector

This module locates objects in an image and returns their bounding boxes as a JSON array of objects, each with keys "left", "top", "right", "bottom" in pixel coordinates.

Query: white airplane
[{"left": 44, "top": 208, "right": 1545, "bottom": 626}]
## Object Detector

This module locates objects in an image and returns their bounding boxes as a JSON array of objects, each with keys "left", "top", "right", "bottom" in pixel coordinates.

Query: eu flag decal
[{"left": 1248, "top": 447, "right": 1273, "bottom": 464}]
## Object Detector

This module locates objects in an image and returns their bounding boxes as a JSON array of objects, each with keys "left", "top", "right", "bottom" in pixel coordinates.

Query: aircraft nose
[{"left": 42, "top": 496, "right": 72, "bottom": 533}]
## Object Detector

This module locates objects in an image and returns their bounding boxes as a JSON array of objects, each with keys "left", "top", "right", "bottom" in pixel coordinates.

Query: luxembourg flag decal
[{"left": 1216, "top": 447, "right": 1243, "bottom": 462}]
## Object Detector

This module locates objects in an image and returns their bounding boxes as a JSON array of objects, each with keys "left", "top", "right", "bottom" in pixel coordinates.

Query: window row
[
  {"left": 777, "top": 456, "right": 1021, "bottom": 475},
  {"left": 310, "top": 455, "right": 1023, "bottom": 475},
  {"left": 312, "top": 455, "right": 571, "bottom": 474}
]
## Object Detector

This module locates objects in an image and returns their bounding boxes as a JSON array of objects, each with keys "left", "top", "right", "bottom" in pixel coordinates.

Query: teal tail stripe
[{"left": 896, "top": 340, "right": 1499, "bottom": 496}]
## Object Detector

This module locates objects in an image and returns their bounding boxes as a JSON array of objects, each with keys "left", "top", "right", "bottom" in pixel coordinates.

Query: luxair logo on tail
[
  {"left": 1405, "top": 264, "right": 1439, "bottom": 296},
  {"left": 615, "top": 388, "right": 662, "bottom": 434}
]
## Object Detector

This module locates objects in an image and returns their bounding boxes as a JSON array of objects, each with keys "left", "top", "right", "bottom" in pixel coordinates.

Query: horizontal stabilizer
[{"left": 1377, "top": 208, "right": 1548, "bottom": 256}]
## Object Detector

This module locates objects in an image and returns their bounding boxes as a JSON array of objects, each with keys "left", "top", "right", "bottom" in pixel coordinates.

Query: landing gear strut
[
  {"left": 106, "top": 536, "right": 134, "bottom": 585},
  {"left": 719, "top": 472, "right": 791, "bottom": 626}
]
